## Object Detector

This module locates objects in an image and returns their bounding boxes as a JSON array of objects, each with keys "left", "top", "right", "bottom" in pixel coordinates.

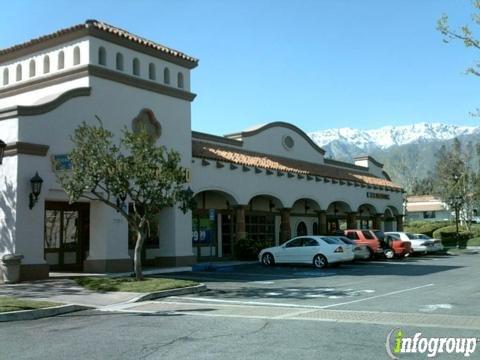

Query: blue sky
[{"left": 0, "top": 0, "right": 478, "bottom": 135}]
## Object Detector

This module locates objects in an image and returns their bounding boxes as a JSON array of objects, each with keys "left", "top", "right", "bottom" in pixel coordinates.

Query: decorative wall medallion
[
  {"left": 131, "top": 108, "right": 162, "bottom": 142},
  {"left": 282, "top": 135, "right": 295, "bottom": 150}
]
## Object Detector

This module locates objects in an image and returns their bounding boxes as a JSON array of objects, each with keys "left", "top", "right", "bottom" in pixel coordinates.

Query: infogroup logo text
[{"left": 385, "top": 328, "right": 478, "bottom": 358}]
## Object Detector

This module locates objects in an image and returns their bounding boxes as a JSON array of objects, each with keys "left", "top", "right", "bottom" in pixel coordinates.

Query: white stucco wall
[
  {"left": 4, "top": 69, "right": 193, "bottom": 266},
  {"left": 238, "top": 126, "right": 325, "bottom": 164},
  {"left": 191, "top": 159, "right": 404, "bottom": 214}
]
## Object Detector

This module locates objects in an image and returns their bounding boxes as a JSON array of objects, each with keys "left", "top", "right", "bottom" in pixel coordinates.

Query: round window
[{"left": 282, "top": 135, "right": 295, "bottom": 150}]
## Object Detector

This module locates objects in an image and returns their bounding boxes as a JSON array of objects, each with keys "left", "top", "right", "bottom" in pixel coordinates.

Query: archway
[
  {"left": 326, "top": 201, "right": 353, "bottom": 233},
  {"left": 247, "top": 194, "right": 284, "bottom": 247},
  {"left": 357, "top": 203, "right": 378, "bottom": 229},
  {"left": 296, "top": 221, "right": 307, "bottom": 236},
  {"left": 193, "top": 190, "right": 239, "bottom": 259}
]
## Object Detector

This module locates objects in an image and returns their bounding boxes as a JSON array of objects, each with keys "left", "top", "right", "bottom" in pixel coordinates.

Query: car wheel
[
  {"left": 261, "top": 253, "right": 275, "bottom": 266},
  {"left": 404, "top": 252, "right": 410, "bottom": 258},
  {"left": 384, "top": 249, "right": 395, "bottom": 260},
  {"left": 313, "top": 254, "right": 328, "bottom": 269}
]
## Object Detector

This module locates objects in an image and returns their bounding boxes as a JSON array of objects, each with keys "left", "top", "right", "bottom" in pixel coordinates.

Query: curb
[
  {"left": 0, "top": 304, "right": 92, "bottom": 322},
  {"left": 127, "top": 283, "right": 207, "bottom": 303}
]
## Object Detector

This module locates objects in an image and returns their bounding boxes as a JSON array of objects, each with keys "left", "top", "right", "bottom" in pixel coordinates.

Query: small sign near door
[{"left": 209, "top": 208, "right": 216, "bottom": 221}]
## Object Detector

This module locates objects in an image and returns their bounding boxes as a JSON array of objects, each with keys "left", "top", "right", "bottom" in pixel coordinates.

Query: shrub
[
  {"left": 438, "top": 231, "right": 473, "bottom": 248},
  {"left": 432, "top": 225, "right": 480, "bottom": 239},
  {"left": 404, "top": 221, "right": 451, "bottom": 237},
  {"left": 234, "top": 238, "right": 273, "bottom": 260}
]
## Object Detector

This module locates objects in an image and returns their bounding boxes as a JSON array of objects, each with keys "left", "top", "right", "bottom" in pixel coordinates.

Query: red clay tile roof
[
  {"left": 0, "top": 20, "right": 198, "bottom": 66},
  {"left": 192, "top": 140, "right": 402, "bottom": 190}
]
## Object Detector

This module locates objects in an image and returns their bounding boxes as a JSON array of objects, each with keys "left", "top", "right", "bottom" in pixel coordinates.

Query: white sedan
[
  {"left": 414, "top": 234, "right": 444, "bottom": 252},
  {"left": 258, "top": 236, "right": 354, "bottom": 269},
  {"left": 385, "top": 231, "right": 433, "bottom": 254}
]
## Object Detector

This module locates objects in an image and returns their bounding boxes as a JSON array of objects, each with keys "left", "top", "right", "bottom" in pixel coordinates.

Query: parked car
[
  {"left": 384, "top": 232, "right": 433, "bottom": 254},
  {"left": 384, "top": 233, "right": 412, "bottom": 258},
  {"left": 334, "top": 236, "right": 371, "bottom": 260},
  {"left": 413, "top": 234, "right": 444, "bottom": 252},
  {"left": 344, "top": 229, "right": 382, "bottom": 258},
  {"left": 259, "top": 236, "right": 354, "bottom": 269}
]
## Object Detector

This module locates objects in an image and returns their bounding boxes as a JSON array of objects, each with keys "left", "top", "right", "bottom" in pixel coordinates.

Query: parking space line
[
  {"left": 318, "top": 283, "right": 434, "bottom": 309},
  {"left": 169, "top": 283, "right": 434, "bottom": 310}
]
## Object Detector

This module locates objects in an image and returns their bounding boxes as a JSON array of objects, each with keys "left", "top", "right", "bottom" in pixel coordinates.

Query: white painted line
[
  {"left": 171, "top": 283, "right": 434, "bottom": 310},
  {"left": 318, "top": 283, "right": 434, "bottom": 309},
  {"left": 249, "top": 281, "right": 275, "bottom": 285},
  {"left": 419, "top": 304, "right": 453, "bottom": 312},
  {"left": 170, "top": 296, "right": 327, "bottom": 309}
]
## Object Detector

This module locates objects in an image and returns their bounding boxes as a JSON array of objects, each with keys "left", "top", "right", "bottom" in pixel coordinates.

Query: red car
[
  {"left": 344, "top": 229, "right": 382, "bottom": 258},
  {"left": 384, "top": 233, "right": 412, "bottom": 258}
]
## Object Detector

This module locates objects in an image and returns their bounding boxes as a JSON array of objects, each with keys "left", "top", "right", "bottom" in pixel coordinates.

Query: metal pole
[{"left": 455, "top": 204, "right": 460, "bottom": 249}]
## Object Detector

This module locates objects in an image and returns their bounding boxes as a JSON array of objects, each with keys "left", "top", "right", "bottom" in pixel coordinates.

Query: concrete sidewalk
[{"left": 0, "top": 279, "right": 142, "bottom": 307}]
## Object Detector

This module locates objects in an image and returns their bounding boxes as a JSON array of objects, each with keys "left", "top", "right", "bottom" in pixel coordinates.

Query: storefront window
[{"left": 246, "top": 214, "right": 275, "bottom": 246}]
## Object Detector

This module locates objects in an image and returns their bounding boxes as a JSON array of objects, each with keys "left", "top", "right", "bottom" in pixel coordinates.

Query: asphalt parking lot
[
  {"left": 1, "top": 252, "right": 479, "bottom": 360},
  {"left": 149, "top": 252, "right": 480, "bottom": 318}
]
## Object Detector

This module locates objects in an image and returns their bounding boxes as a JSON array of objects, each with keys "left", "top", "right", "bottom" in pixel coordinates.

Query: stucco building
[{"left": 0, "top": 20, "right": 404, "bottom": 280}]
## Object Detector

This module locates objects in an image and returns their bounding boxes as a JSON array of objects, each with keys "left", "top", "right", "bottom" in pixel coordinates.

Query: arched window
[
  {"left": 98, "top": 47, "right": 106, "bottom": 66},
  {"left": 296, "top": 221, "right": 307, "bottom": 236},
  {"left": 3, "top": 68, "right": 9, "bottom": 85},
  {"left": 177, "top": 72, "right": 184, "bottom": 88},
  {"left": 132, "top": 58, "right": 140, "bottom": 76},
  {"left": 29, "top": 60, "right": 36, "bottom": 77},
  {"left": 16, "top": 64, "right": 22, "bottom": 81},
  {"left": 163, "top": 67, "right": 170, "bottom": 84},
  {"left": 58, "top": 51, "right": 65, "bottom": 69},
  {"left": 73, "top": 46, "right": 80, "bottom": 65},
  {"left": 116, "top": 52, "right": 124, "bottom": 71},
  {"left": 148, "top": 63, "right": 156, "bottom": 80},
  {"left": 43, "top": 56, "right": 50, "bottom": 74}
]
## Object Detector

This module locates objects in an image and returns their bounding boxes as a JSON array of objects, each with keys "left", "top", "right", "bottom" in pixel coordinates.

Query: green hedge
[
  {"left": 437, "top": 231, "right": 472, "bottom": 248},
  {"left": 432, "top": 225, "right": 480, "bottom": 240},
  {"left": 234, "top": 238, "right": 273, "bottom": 260},
  {"left": 404, "top": 221, "right": 451, "bottom": 237}
]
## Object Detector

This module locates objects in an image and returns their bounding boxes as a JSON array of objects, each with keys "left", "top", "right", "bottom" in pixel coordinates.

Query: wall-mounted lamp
[
  {"left": 29, "top": 172, "right": 43, "bottom": 209},
  {"left": 0, "top": 139, "right": 6, "bottom": 165}
]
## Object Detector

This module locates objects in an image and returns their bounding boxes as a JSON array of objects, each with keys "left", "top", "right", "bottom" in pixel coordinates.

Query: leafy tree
[
  {"left": 438, "top": 0, "right": 480, "bottom": 116},
  {"left": 58, "top": 120, "right": 194, "bottom": 280},
  {"left": 434, "top": 138, "right": 479, "bottom": 231}
]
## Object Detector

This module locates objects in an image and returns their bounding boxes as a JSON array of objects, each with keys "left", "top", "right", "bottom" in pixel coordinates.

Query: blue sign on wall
[
  {"left": 51, "top": 154, "right": 72, "bottom": 171},
  {"left": 209, "top": 208, "right": 216, "bottom": 221}
]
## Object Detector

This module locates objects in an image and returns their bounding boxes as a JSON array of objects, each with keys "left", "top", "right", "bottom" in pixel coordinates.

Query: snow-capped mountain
[{"left": 309, "top": 122, "right": 480, "bottom": 151}]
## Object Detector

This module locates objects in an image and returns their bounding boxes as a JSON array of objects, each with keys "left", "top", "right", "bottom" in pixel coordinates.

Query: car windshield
[
  {"left": 405, "top": 233, "right": 417, "bottom": 240},
  {"left": 417, "top": 234, "right": 431, "bottom": 240},
  {"left": 362, "top": 231, "right": 375, "bottom": 239},
  {"left": 373, "top": 230, "right": 384, "bottom": 240},
  {"left": 387, "top": 234, "right": 401, "bottom": 240}
]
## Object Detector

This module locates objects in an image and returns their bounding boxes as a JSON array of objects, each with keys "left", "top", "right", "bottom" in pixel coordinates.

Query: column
[
  {"left": 396, "top": 215, "right": 404, "bottom": 231},
  {"left": 85, "top": 201, "right": 132, "bottom": 272},
  {"left": 317, "top": 211, "right": 327, "bottom": 235},
  {"left": 373, "top": 214, "right": 383, "bottom": 230},
  {"left": 157, "top": 207, "right": 195, "bottom": 267},
  {"left": 217, "top": 213, "right": 222, "bottom": 258},
  {"left": 280, "top": 208, "right": 292, "bottom": 243},
  {"left": 235, "top": 205, "right": 247, "bottom": 241},
  {"left": 347, "top": 212, "right": 357, "bottom": 229}
]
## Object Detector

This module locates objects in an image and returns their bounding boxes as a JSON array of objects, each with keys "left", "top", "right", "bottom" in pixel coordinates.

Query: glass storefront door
[{"left": 44, "top": 202, "right": 89, "bottom": 271}]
